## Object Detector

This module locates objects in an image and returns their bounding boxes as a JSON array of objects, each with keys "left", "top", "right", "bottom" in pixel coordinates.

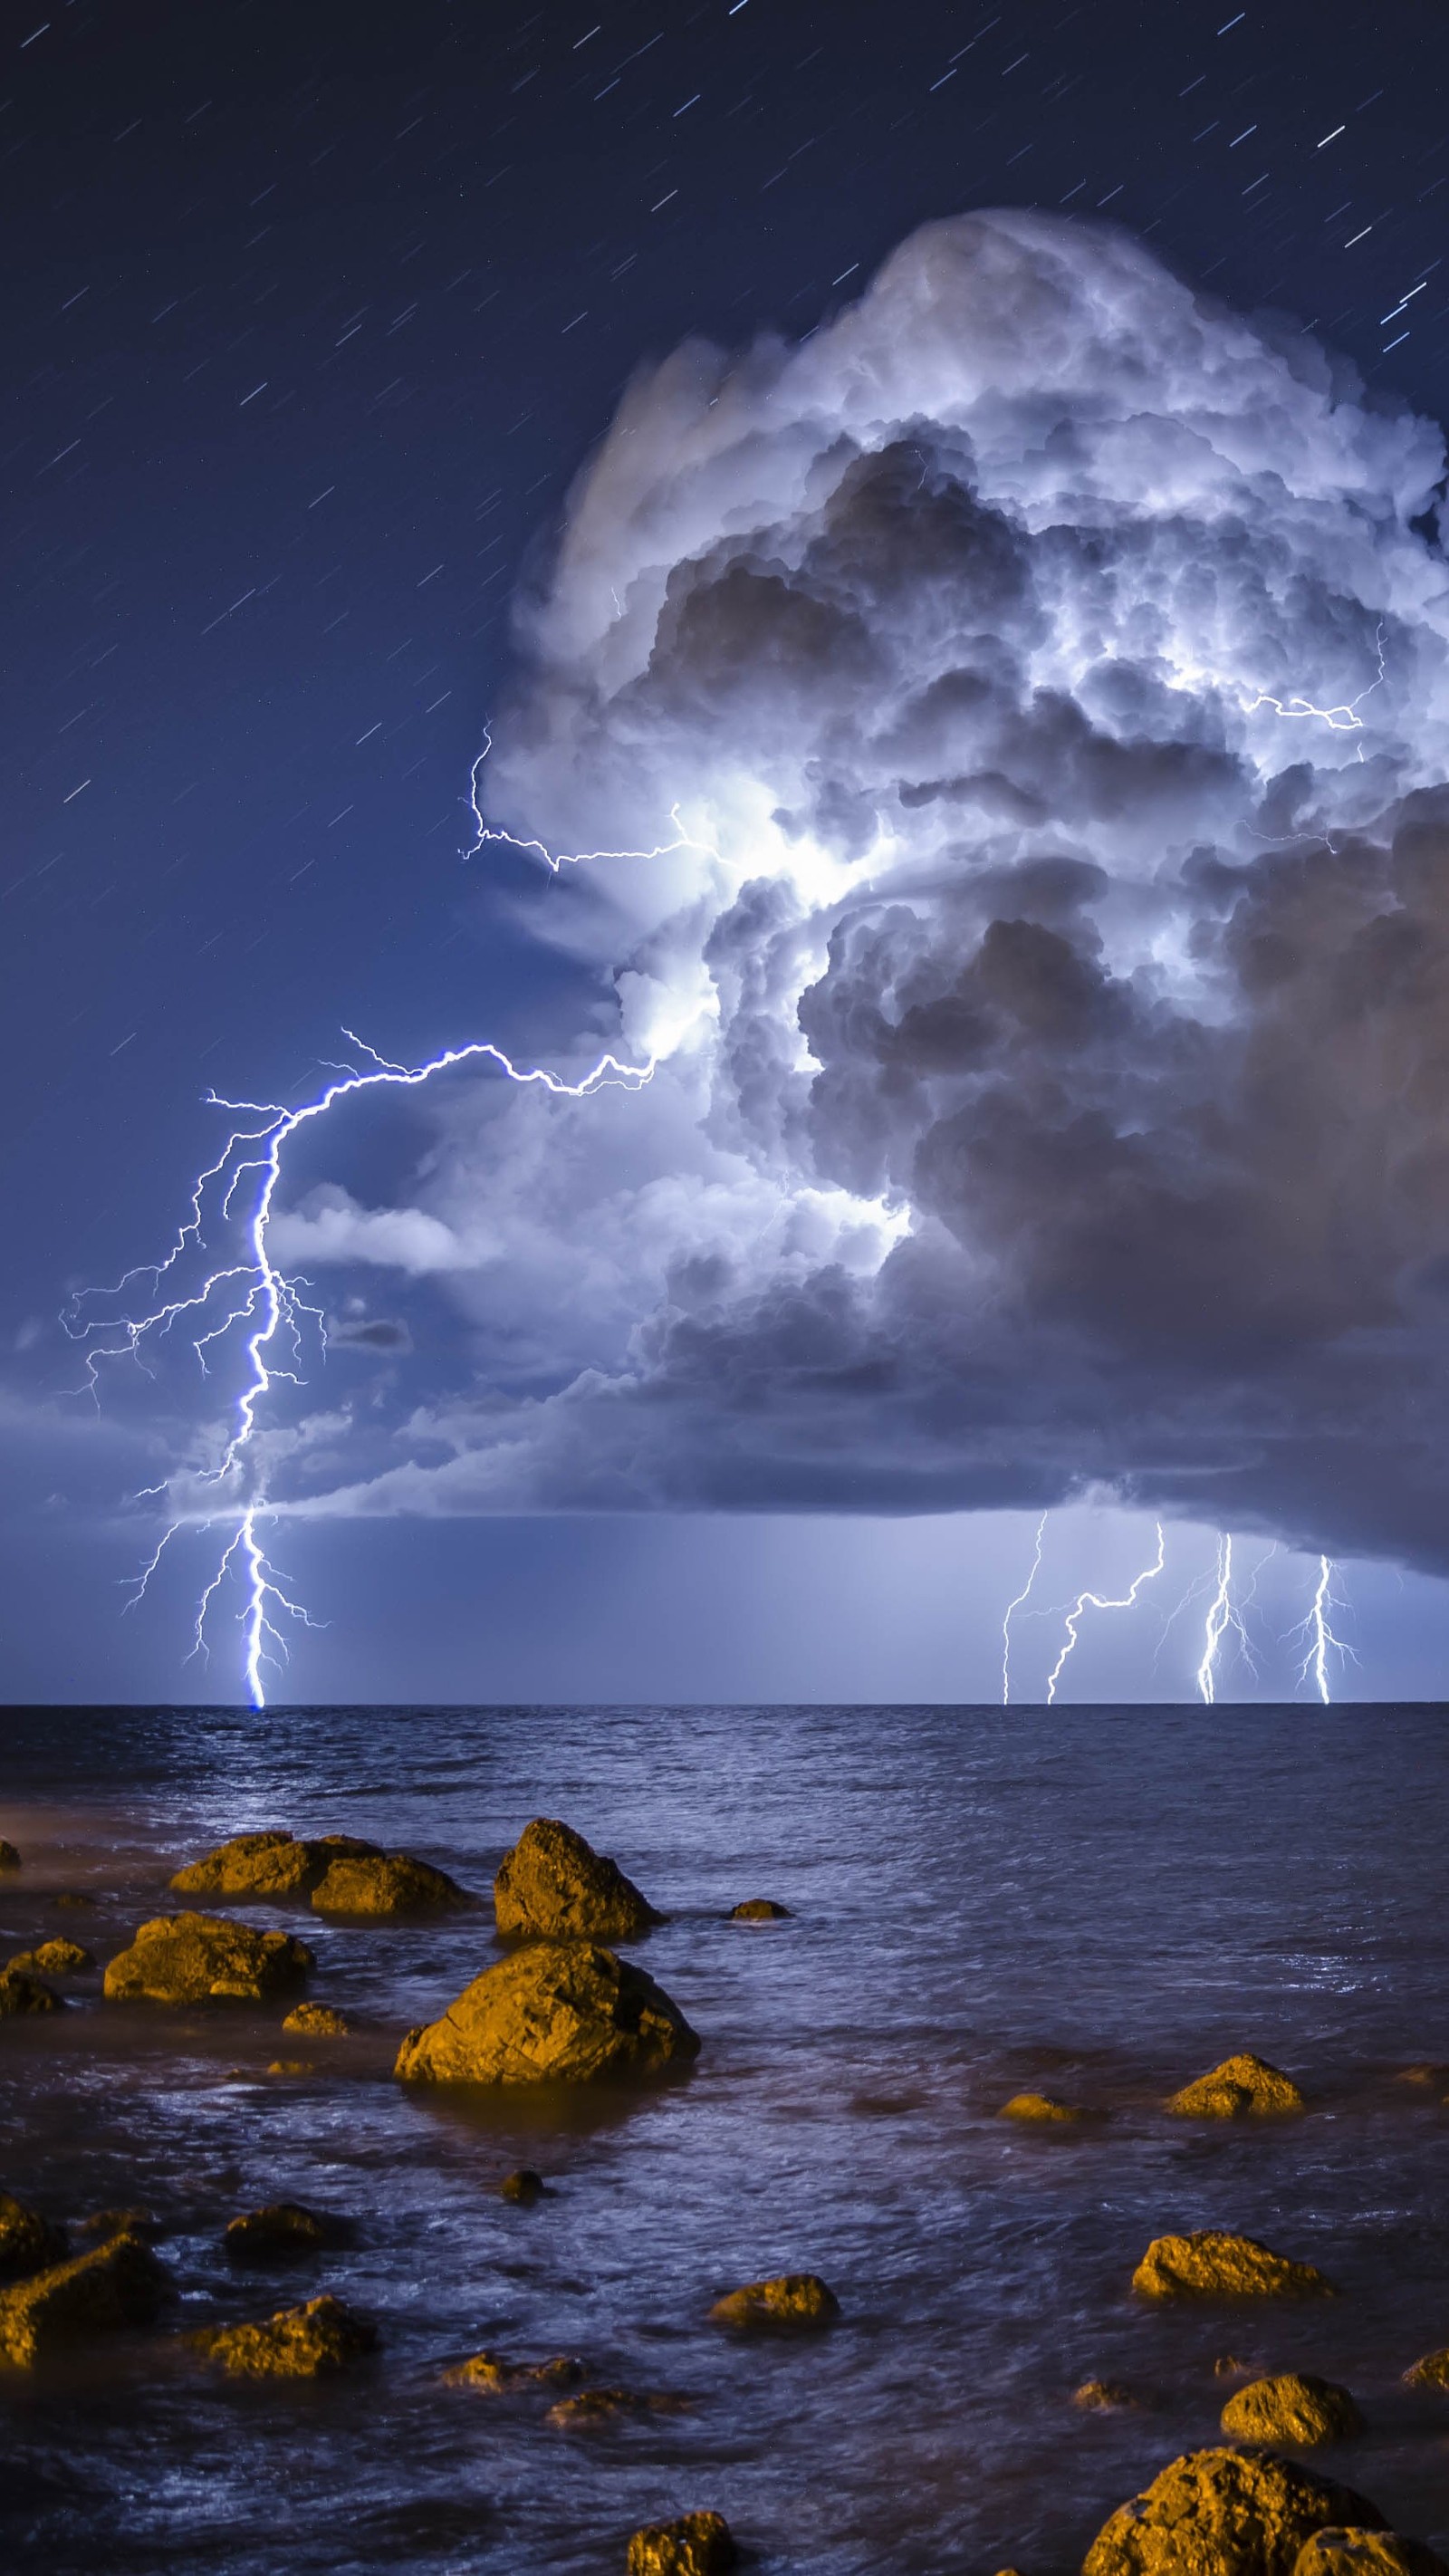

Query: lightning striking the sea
[
  {"left": 1293, "top": 1553, "right": 1354, "bottom": 1705},
  {"left": 1001, "top": 1511, "right": 1048, "bottom": 1706},
  {"left": 1045, "top": 1522, "right": 1166, "bottom": 1706}
]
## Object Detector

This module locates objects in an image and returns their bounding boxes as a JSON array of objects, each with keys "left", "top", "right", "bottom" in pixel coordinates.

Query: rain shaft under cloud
[{"left": 184, "top": 213, "right": 1449, "bottom": 1567}]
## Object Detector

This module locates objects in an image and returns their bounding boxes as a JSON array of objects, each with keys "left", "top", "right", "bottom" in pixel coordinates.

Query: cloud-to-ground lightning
[
  {"left": 1291, "top": 1553, "right": 1356, "bottom": 1704},
  {"left": 1001, "top": 1510, "right": 1047, "bottom": 1706},
  {"left": 1045, "top": 1522, "right": 1166, "bottom": 1706},
  {"left": 65, "top": 1013, "right": 658, "bottom": 1709},
  {"left": 1196, "top": 1533, "right": 1235, "bottom": 1705}
]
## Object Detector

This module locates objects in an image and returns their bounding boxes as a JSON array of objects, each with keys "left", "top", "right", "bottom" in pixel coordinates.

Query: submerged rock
[
  {"left": 0, "top": 1839, "right": 19, "bottom": 1870},
  {"left": 53, "top": 1890, "right": 95, "bottom": 1909},
  {"left": 1221, "top": 2374, "right": 1363, "bottom": 2447},
  {"left": 444, "top": 2349, "right": 584, "bottom": 2391},
  {"left": 729, "top": 1898, "right": 792, "bottom": 1921},
  {"left": 8, "top": 1937, "right": 92, "bottom": 1975},
  {"left": 1166, "top": 2053, "right": 1306, "bottom": 2118},
  {"left": 1403, "top": 2344, "right": 1449, "bottom": 2389},
  {"left": 282, "top": 2001, "right": 350, "bottom": 2036},
  {"left": 1000, "top": 2091, "right": 1086, "bottom": 2123},
  {"left": 1393, "top": 2063, "right": 1449, "bottom": 2091},
  {"left": 0, "top": 2231, "right": 168, "bottom": 2365},
  {"left": 224, "top": 2203, "right": 354, "bottom": 2260},
  {"left": 627, "top": 2512, "right": 736, "bottom": 2575},
  {"left": 1082, "top": 2446, "right": 1386, "bottom": 2576},
  {"left": 103, "top": 1911, "right": 312, "bottom": 2005},
  {"left": 545, "top": 2384, "right": 687, "bottom": 2427},
  {"left": 311, "top": 1850, "right": 469, "bottom": 1916},
  {"left": 1293, "top": 2537, "right": 1449, "bottom": 2574},
  {"left": 494, "top": 1816, "right": 658, "bottom": 1942},
  {"left": 499, "top": 2167, "right": 546, "bottom": 2205},
  {"left": 708, "top": 2273, "right": 839, "bottom": 2331},
  {"left": 0, "top": 2192, "right": 67, "bottom": 2280},
  {"left": 395, "top": 1940, "right": 698, "bottom": 2086},
  {"left": 1133, "top": 2232, "right": 1335, "bottom": 2302},
  {"left": 170, "top": 1829, "right": 379, "bottom": 1900},
  {"left": 191, "top": 2293, "right": 377, "bottom": 2379},
  {"left": 0, "top": 1966, "right": 62, "bottom": 2014},
  {"left": 1074, "top": 2379, "right": 1141, "bottom": 2412}
]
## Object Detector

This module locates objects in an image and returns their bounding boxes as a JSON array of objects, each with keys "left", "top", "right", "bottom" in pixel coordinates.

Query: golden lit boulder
[
  {"left": 443, "top": 2349, "right": 584, "bottom": 2391},
  {"left": 1082, "top": 2446, "right": 1386, "bottom": 2576},
  {"left": 103, "top": 1911, "right": 312, "bottom": 2005},
  {"left": 395, "top": 1940, "right": 697, "bottom": 2086},
  {"left": 494, "top": 1816, "right": 658, "bottom": 1942},
  {"left": 0, "top": 1966, "right": 62, "bottom": 2015},
  {"left": 708, "top": 2273, "right": 839, "bottom": 2331},
  {"left": 729, "top": 1899, "right": 792, "bottom": 1921},
  {"left": 1403, "top": 2344, "right": 1449, "bottom": 2389},
  {"left": 8, "top": 1937, "right": 92, "bottom": 1975},
  {"left": 170, "top": 1829, "right": 377, "bottom": 1899},
  {"left": 1074, "top": 2380, "right": 1141, "bottom": 2412},
  {"left": 1167, "top": 2054, "right": 1305, "bottom": 2118},
  {"left": 0, "top": 2192, "right": 67, "bottom": 2280},
  {"left": 310, "top": 1850, "right": 469, "bottom": 1916},
  {"left": 191, "top": 2292, "right": 377, "bottom": 2379},
  {"left": 0, "top": 2231, "right": 168, "bottom": 2365},
  {"left": 1133, "top": 2232, "right": 1335, "bottom": 2302},
  {"left": 1001, "top": 2091, "right": 1086, "bottom": 2123},
  {"left": 282, "top": 2001, "right": 350, "bottom": 2036},
  {"left": 627, "top": 2512, "right": 736, "bottom": 2575},
  {"left": 1221, "top": 2374, "right": 1363, "bottom": 2447},
  {"left": 1292, "top": 2536, "right": 1448, "bottom": 2574},
  {"left": 223, "top": 2202, "right": 354, "bottom": 2260}
]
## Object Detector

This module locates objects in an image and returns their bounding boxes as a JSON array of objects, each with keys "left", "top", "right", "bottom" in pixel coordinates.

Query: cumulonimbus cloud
[{"left": 289, "top": 208, "right": 1449, "bottom": 1570}]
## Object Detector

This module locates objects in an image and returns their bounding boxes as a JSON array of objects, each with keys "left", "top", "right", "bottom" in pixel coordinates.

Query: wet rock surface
[
  {"left": 0, "top": 2191, "right": 68, "bottom": 2279},
  {"left": 1402, "top": 2345, "right": 1449, "bottom": 2389},
  {"left": 728, "top": 1898, "right": 791, "bottom": 1920},
  {"left": 1074, "top": 2379, "right": 1141, "bottom": 2412},
  {"left": 500, "top": 2166, "right": 546, "bottom": 2204},
  {"left": 7, "top": 1937, "right": 93, "bottom": 1975},
  {"left": 708, "top": 2273, "right": 839, "bottom": 2331},
  {"left": 282, "top": 2001, "right": 350, "bottom": 2036},
  {"left": 395, "top": 1940, "right": 698, "bottom": 2086},
  {"left": 1221, "top": 2373, "right": 1364, "bottom": 2446},
  {"left": 626, "top": 2510, "right": 736, "bottom": 2574},
  {"left": 1133, "top": 2232, "right": 1335, "bottom": 2301},
  {"left": 1167, "top": 2052, "right": 1306, "bottom": 2118},
  {"left": 102, "top": 1911, "right": 313, "bottom": 2005},
  {"left": 1000, "top": 2090, "right": 1085, "bottom": 2121},
  {"left": 494, "top": 1816, "right": 658, "bottom": 1942},
  {"left": 223, "top": 2202, "right": 355, "bottom": 2260},
  {"left": 1292, "top": 2537, "right": 1449, "bottom": 2574},
  {"left": 1081, "top": 2446, "right": 1387, "bottom": 2576},
  {"left": 191, "top": 2293, "right": 378, "bottom": 2379},
  {"left": 444, "top": 2349, "right": 585, "bottom": 2391},
  {"left": 310, "top": 1850, "right": 470, "bottom": 1915},
  {"left": 0, "top": 1965, "right": 62, "bottom": 2014},
  {"left": 0, "top": 2231, "right": 168, "bottom": 2365},
  {"left": 170, "top": 1829, "right": 380, "bottom": 1900}
]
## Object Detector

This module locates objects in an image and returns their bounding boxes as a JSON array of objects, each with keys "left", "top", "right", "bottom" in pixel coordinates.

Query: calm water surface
[{"left": 2, "top": 1702, "right": 1449, "bottom": 2574}]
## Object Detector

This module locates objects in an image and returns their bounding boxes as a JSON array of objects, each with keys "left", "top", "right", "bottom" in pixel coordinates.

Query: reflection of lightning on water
[
  {"left": 1045, "top": 1522, "right": 1166, "bottom": 1706},
  {"left": 1291, "top": 1553, "right": 1356, "bottom": 1705},
  {"left": 1001, "top": 1510, "right": 1048, "bottom": 1706}
]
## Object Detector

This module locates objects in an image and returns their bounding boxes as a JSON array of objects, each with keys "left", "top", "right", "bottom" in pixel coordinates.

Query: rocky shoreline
[{"left": 3, "top": 1810, "right": 1449, "bottom": 2571}]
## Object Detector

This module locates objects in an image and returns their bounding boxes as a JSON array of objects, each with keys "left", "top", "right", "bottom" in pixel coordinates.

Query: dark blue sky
[{"left": 5, "top": 0, "right": 1449, "bottom": 1705}]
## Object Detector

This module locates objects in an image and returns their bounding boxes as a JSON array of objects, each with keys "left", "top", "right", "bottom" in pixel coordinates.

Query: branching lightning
[
  {"left": 464, "top": 729, "right": 715, "bottom": 874},
  {"left": 1001, "top": 1510, "right": 1047, "bottom": 1706},
  {"left": 1242, "top": 621, "right": 1387, "bottom": 747},
  {"left": 1291, "top": 1553, "right": 1356, "bottom": 1704},
  {"left": 1044, "top": 1521, "right": 1166, "bottom": 1706}
]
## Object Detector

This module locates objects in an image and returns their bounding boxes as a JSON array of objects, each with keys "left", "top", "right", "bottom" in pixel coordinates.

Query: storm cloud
[{"left": 285, "top": 210, "right": 1449, "bottom": 1569}]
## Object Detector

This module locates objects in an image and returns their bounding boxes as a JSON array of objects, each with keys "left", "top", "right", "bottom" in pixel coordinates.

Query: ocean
[{"left": 2, "top": 1700, "right": 1448, "bottom": 2573}]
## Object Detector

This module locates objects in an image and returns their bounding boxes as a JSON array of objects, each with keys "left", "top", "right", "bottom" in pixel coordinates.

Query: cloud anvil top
[{"left": 72, "top": 211, "right": 1449, "bottom": 1696}]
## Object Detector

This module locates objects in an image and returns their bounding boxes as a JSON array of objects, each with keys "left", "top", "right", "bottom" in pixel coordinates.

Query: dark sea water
[{"left": 3, "top": 1702, "right": 1449, "bottom": 2575}]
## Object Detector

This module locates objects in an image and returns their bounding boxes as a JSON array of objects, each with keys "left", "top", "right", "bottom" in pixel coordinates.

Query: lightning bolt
[
  {"left": 1001, "top": 1510, "right": 1048, "bottom": 1706},
  {"left": 1044, "top": 1521, "right": 1166, "bottom": 1707},
  {"left": 66, "top": 819, "right": 669, "bottom": 1704},
  {"left": 1196, "top": 1533, "right": 1234, "bottom": 1705},
  {"left": 464, "top": 729, "right": 714, "bottom": 875},
  {"left": 1291, "top": 1553, "right": 1355, "bottom": 1705},
  {"left": 1242, "top": 620, "right": 1387, "bottom": 753}
]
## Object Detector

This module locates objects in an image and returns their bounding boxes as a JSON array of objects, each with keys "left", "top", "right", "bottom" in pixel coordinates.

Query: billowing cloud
[{"left": 283, "top": 211, "right": 1449, "bottom": 1567}]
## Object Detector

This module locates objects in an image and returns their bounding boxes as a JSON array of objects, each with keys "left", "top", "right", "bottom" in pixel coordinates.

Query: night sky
[{"left": 7, "top": 0, "right": 1449, "bottom": 1706}]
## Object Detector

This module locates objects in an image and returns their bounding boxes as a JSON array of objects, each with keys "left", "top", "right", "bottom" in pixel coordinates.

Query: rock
[
  {"left": 311, "top": 1850, "right": 469, "bottom": 1916},
  {"left": 53, "top": 1890, "right": 95, "bottom": 1908},
  {"left": 1001, "top": 2091, "right": 1085, "bottom": 2122},
  {"left": 1167, "top": 2053, "right": 1305, "bottom": 2118},
  {"left": 1403, "top": 2345, "right": 1449, "bottom": 2389},
  {"left": 224, "top": 2202, "right": 354, "bottom": 2260},
  {"left": 627, "top": 2512, "right": 736, "bottom": 2575},
  {"left": 0, "top": 2192, "right": 67, "bottom": 2279},
  {"left": 729, "top": 1898, "right": 792, "bottom": 1920},
  {"left": 1393, "top": 2063, "right": 1449, "bottom": 2090},
  {"left": 1133, "top": 2233, "right": 1335, "bottom": 2302},
  {"left": 1216, "top": 2355, "right": 1261, "bottom": 2378},
  {"left": 0, "top": 2231, "right": 168, "bottom": 2364},
  {"left": 8, "top": 1938, "right": 93, "bottom": 1975},
  {"left": 708, "top": 2273, "right": 839, "bottom": 2331},
  {"left": 1293, "top": 2537, "right": 1449, "bottom": 2575},
  {"left": 265, "top": 2059, "right": 313, "bottom": 2076},
  {"left": 1221, "top": 2374, "right": 1364, "bottom": 2447},
  {"left": 494, "top": 1816, "right": 658, "bottom": 1942},
  {"left": 1075, "top": 2379, "right": 1141, "bottom": 2412},
  {"left": 500, "top": 2167, "right": 545, "bottom": 2204},
  {"left": 0, "top": 1839, "right": 19, "bottom": 1870},
  {"left": 544, "top": 2385, "right": 685, "bottom": 2427},
  {"left": 169, "top": 1829, "right": 379, "bottom": 1900},
  {"left": 192, "top": 2292, "right": 377, "bottom": 2378},
  {"left": 78, "top": 2206, "right": 160, "bottom": 2242},
  {"left": 1082, "top": 2446, "right": 1387, "bottom": 2576},
  {"left": 0, "top": 1966, "right": 62, "bottom": 2014},
  {"left": 395, "top": 1940, "right": 698, "bottom": 2087},
  {"left": 282, "top": 2002, "right": 350, "bottom": 2036},
  {"left": 444, "top": 2349, "right": 584, "bottom": 2391},
  {"left": 103, "top": 1911, "right": 312, "bottom": 2005}
]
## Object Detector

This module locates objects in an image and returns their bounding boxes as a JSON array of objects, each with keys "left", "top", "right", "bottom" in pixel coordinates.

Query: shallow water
[{"left": 3, "top": 1701, "right": 1449, "bottom": 2574}]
